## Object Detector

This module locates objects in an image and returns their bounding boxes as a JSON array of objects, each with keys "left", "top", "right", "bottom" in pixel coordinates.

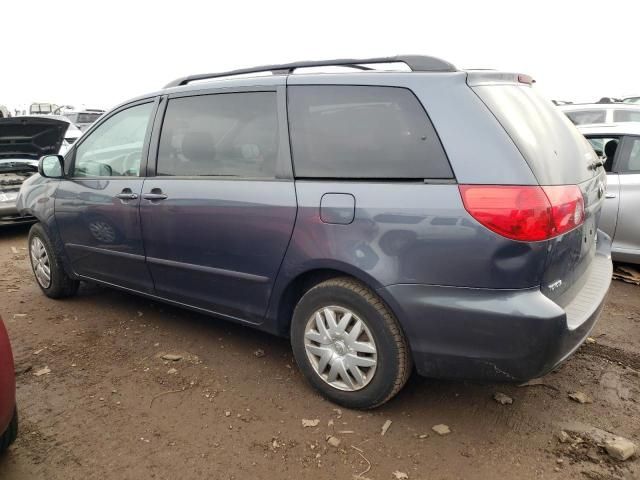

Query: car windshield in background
[
  {"left": 76, "top": 112, "right": 102, "bottom": 123},
  {"left": 564, "top": 109, "right": 606, "bottom": 125}
]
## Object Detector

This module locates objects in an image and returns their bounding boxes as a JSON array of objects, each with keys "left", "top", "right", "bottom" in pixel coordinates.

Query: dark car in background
[
  {"left": 17, "top": 56, "right": 612, "bottom": 408},
  {"left": 0, "top": 315, "right": 17, "bottom": 453}
]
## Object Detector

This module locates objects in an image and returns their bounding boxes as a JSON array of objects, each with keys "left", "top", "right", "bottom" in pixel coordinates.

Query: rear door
[
  {"left": 139, "top": 84, "right": 296, "bottom": 323},
  {"left": 613, "top": 135, "right": 640, "bottom": 258},
  {"left": 55, "top": 99, "right": 158, "bottom": 291}
]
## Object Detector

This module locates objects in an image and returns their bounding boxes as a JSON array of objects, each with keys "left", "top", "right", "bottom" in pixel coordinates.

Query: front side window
[
  {"left": 73, "top": 102, "right": 154, "bottom": 177},
  {"left": 157, "top": 92, "right": 279, "bottom": 178},
  {"left": 620, "top": 137, "right": 640, "bottom": 173},
  {"left": 564, "top": 110, "right": 606, "bottom": 125},
  {"left": 613, "top": 110, "right": 640, "bottom": 123},
  {"left": 586, "top": 136, "right": 620, "bottom": 172},
  {"left": 288, "top": 85, "right": 452, "bottom": 179}
]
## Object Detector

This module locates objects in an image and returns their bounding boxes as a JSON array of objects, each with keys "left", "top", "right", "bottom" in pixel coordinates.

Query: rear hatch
[
  {"left": 0, "top": 116, "right": 69, "bottom": 160},
  {"left": 469, "top": 73, "right": 607, "bottom": 304}
]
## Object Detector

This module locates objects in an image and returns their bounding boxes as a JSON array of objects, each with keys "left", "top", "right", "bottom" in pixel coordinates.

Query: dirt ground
[{"left": 0, "top": 224, "right": 639, "bottom": 480}]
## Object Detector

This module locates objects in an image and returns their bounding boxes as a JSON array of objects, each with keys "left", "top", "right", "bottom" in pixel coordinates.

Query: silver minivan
[{"left": 579, "top": 123, "right": 640, "bottom": 264}]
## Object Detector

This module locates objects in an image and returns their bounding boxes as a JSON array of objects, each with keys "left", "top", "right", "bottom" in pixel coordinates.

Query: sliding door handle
[{"left": 142, "top": 192, "right": 168, "bottom": 201}]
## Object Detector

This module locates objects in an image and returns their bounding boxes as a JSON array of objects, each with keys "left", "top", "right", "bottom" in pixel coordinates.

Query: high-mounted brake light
[
  {"left": 517, "top": 74, "right": 535, "bottom": 85},
  {"left": 459, "top": 185, "right": 585, "bottom": 242}
]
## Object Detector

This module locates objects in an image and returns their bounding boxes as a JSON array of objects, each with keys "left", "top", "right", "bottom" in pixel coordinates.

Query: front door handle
[
  {"left": 115, "top": 188, "right": 138, "bottom": 200},
  {"left": 142, "top": 188, "right": 168, "bottom": 201},
  {"left": 605, "top": 193, "right": 617, "bottom": 199}
]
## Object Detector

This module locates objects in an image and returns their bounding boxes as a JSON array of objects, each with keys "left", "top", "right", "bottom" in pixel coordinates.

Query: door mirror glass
[{"left": 39, "top": 155, "right": 64, "bottom": 178}]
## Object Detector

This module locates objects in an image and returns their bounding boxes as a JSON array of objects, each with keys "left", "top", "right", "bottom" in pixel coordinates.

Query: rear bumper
[{"left": 378, "top": 231, "right": 613, "bottom": 382}]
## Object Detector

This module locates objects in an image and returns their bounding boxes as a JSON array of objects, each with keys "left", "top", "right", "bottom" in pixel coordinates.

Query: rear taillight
[{"left": 459, "top": 185, "right": 585, "bottom": 242}]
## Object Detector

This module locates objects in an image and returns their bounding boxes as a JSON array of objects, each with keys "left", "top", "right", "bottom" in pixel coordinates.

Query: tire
[
  {"left": 0, "top": 408, "right": 17, "bottom": 454},
  {"left": 28, "top": 223, "right": 79, "bottom": 299},
  {"left": 291, "top": 277, "right": 412, "bottom": 409}
]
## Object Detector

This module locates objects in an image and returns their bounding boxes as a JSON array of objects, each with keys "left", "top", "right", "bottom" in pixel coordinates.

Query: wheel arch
[{"left": 267, "top": 261, "right": 387, "bottom": 337}]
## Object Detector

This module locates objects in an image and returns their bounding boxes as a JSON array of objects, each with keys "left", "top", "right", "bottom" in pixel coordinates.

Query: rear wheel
[
  {"left": 28, "top": 223, "right": 79, "bottom": 299},
  {"left": 0, "top": 408, "right": 17, "bottom": 453},
  {"left": 291, "top": 277, "right": 411, "bottom": 409}
]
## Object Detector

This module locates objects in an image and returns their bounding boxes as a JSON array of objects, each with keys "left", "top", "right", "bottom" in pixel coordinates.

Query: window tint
[
  {"left": 157, "top": 92, "right": 278, "bottom": 177},
  {"left": 288, "top": 85, "right": 451, "bottom": 179},
  {"left": 613, "top": 110, "right": 640, "bottom": 122},
  {"left": 564, "top": 110, "right": 606, "bottom": 125},
  {"left": 73, "top": 102, "right": 154, "bottom": 177}
]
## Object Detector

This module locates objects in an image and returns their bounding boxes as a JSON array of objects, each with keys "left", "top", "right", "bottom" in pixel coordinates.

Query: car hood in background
[{"left": 0, "top": 117, "right": 69, "bottom": 160}]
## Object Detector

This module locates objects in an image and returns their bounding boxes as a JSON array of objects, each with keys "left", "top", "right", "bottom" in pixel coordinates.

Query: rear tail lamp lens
[{"left": 459, "top": 185, "right": 585, "bottom": 241}]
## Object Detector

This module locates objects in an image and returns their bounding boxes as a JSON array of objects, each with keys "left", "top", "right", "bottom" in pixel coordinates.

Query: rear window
[
  {"left": 613, "top": 110, "right": 640, "bottom": 122},
  {"left": 564, "top": 110, "right": 606, "bottom": 125},
  {"left": 287, "top": 85, "right": 452, "bottom": 179},
  {"left": 473, "top": 85, "right": 598, "bottom": 185}
]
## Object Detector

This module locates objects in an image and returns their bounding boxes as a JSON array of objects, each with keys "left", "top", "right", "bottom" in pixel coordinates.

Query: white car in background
[
  {"left": 578, "top": 123, "right": 640, "bottom": 264},
  {"left": 622, "top": 96, "right": 640, "bottom": 104},
  {"left": 54, "top": 107, "right": 106, "bottom": 132},
  {"left": 559, "top": 103, "right": 640, "bottom": 126}
]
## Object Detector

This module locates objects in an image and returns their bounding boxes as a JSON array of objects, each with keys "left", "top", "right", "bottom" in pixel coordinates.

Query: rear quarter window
[{"left": 287, "top": 85, "right": 452, "bottom": 179}]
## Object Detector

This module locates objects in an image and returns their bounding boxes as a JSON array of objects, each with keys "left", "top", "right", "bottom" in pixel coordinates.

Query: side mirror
[{"left": 39, "top": 155, "right": 65, "bottom": 178}]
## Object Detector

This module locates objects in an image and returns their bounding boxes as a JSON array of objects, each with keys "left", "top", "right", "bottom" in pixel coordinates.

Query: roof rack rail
[{"left": 164, "top": 55, "right": 456, "bottom": 88}]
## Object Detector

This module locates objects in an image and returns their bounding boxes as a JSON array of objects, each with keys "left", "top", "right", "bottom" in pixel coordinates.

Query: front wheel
[
  {"left": 28, "top": 223, "right": 79, "bottom": 299},
  {"left": 291, "top": 277, "right": 412, "bottom": 409}
]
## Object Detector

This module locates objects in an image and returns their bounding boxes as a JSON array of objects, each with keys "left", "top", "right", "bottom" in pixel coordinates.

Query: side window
[
  {"left": 619, "top": 137, "right": 640, "bottom": 173},
  {"left": 157, "top": 92, "right": 278, "bottom": 178},
  {"left": 288, "top": 85, "right": 452, "bottom": 179},
  {"left": 586, "top": 136, "right": 620, "bottom": 172},
  {"left": 73, "top": 102, "right": 154, "bottom": 177},
  {"left": 613, "top": 110, "right": 640, "bottom": 123},
  {"left": 564, "top": 110, "right": 606, "bottom": 125}
]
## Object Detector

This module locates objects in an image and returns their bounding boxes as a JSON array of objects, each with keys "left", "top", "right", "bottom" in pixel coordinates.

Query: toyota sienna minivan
[{"left": 17, "top": 56, "right": 612, "bottom": 408}]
